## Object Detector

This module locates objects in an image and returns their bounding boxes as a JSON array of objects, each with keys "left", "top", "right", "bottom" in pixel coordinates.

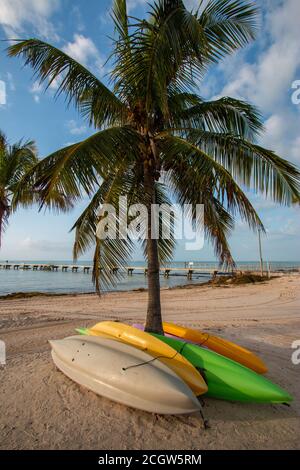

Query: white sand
[{"left": 0, "top": 274, "right": 299, "bottom": 449}]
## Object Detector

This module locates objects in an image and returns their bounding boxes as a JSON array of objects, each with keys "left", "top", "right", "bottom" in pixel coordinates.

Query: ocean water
[
  {"left": 0, "top": 260, "right": 210, "bottom": 295},
  {"left": 0, "top": 260, "right": 299, "bottom": 296}
]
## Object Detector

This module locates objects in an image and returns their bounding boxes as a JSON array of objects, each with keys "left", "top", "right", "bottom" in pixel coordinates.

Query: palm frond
[
  {"left": 0, "top": 197, "right": 10, "bottom": 248},
  {"left": 170, "top": 95, "right": 263, "bottom": 139},
  {"left": 199, "top": 0, "right": 259, "bottom": 62},
  {"left": 0, "top": 131, "right": 7, "bottom": 151},
  {"left": 111, "top": 0, "right": 130, "bottom": 41},
  {"left": 7, "top": 39, "right": 127, "bottom": 128},
  {"left": 166, "top": 164, "right": 235, "bottom": 266},
  {"left": 72, "top": 162, "right": 146, "bottom": 292},
  {"left": 6, "top": 140, "right": 38, "bottom": 189},
  {"left": 17, "top": 126, "right": 140, "bottom": 211},
  {"left": 0, "top": 133, "right": 38, "bottom": 245},
  {"left": 184, "top": 130, "right": 300, "bottom": 204},
  {"left": 159, "top": 134, "right": 264, "bottom": 232},
  {"left": 112, "top": 0, "right": 209, "bottom": 120}
]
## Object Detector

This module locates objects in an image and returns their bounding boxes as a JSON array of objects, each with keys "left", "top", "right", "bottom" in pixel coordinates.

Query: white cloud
[
  {"left": 71, "top": 5, "right": 85, "bottom": 32},
  {"left": 0, "top": 0, "right": 60, "bottom": 41},
  {"left": 258, "top": 111, "right": 300, "bottom": 164},
  {"left": 126, "top": 0, "right": 147, "bottom": 12},
  {"left": 28, "top": 76, "right": 60, "bottom": 102},
  {"left": 30, "top": 81, "right": 43, "bottom": 94},
  {"left": 214, "top": 0, "right": 300, "bottom": 166},
  {"left": 66, "top": 120, "right": 87, "bottom": 136},
  {"left": 6, "top": 72, "right": 15, "bottom": 91},
  {"left": 0, "top": 80, "right": 6, "bottom": 106},
  {"left": 279, "top": 218, "right": 299, "bottom": 236},
  {"left": 62, "top": 34, "right": 106, "bottom": 78},
  {"left": 29, "top": 80, "right": 43, "bottom": 103},
  {"left": 218, "top": 0, "right": 300, "bottom": 111},
  {"left": 219, "top": 64, "right": 257, "bottom": 102},
  {"left": 0, "top": 73, "right": 16, "bottom": 107},
  {"left": 63, "top": 34, "right": 98, "bottom": 65},
  {"left": 47, "top": 77, "right": 61, "bottom": 92}
]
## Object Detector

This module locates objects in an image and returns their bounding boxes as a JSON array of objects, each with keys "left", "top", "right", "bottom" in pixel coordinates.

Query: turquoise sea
[{"left": 0, "top": 260, "right": 299, "bottom": 296}]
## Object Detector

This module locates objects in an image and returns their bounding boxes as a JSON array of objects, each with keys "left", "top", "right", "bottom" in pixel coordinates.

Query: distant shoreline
[
  {"left": 1, "top": 272, "right": 296, "bottom": 301},
  {"left": 0, "top": 261, "right": 299, "bottom": 297},
  {"left": 1, "top": 259, "right": 300, "bottom": 263}
]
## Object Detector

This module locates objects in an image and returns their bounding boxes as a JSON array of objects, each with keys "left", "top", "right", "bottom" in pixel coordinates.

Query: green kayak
[{"left": 152, "top": 333, "right": 292, "bottom": 403}]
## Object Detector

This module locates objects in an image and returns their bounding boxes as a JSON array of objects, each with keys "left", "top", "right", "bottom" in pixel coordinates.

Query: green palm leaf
[
  {"left": 199, "top": 0, "right": 259, "bottom": 61},
  {"left": 8, "top": 39, "right": 127, "bottom": 128},
  {"left": 0, "top": 131, "right": 38, "bottom": 246},
  {"left": 159, "top": 134, "right": 264, "bottom": 232},
  {"left": 185, "top": 130, "right": 300, "bottom": 203},
  {"left": 170, "top": 95, "right": 263, "bottom": 138}
]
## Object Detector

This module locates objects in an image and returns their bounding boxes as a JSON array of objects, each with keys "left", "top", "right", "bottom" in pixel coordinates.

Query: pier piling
[{"left": 2, "top": 262, "right": 271, "bottom": 278}]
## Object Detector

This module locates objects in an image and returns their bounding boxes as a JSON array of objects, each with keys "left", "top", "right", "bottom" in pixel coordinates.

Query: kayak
[
  {"left": 132, "top": 323, "right": 195, "bottom": 344},
  {"left": 76, "top": 322, "right": 208, "bottom": 396},
  {"left": 50, "top": 335, "right": 202, "bottom": 414},
  {"left": 163, "top": 322, "right": 267, "bottom": 374},
  {"left": 151, "top": 334, "right": 292, "bottom": 403}
]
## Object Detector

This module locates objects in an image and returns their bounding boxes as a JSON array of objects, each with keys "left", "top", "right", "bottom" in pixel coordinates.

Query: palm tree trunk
[{"left": 144, "top": 161, "right": 163, "bottom": 334}]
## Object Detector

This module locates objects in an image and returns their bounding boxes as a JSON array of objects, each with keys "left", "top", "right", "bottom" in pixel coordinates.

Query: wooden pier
[
  {"left": 0, "top": 263, "right": 231, "bottom": 279},
  {"left": 2, "top": 262, "right": 296, "bottom": 278}
]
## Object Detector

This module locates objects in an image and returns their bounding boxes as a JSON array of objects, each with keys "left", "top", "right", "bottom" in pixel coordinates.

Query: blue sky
[{"left": 0, "top": 0, "right": 299, "bottom": 262}]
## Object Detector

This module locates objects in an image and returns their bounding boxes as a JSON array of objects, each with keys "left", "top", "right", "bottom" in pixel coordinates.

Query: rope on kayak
[
  {"left": 198, "top": 333, "right": 210, "bottom": 347},
  {"left": 121, "top": 341, "right": 210, "bottom": 429},
  {"left": 121, "top": 340, "right": 192, "bottom": 371},
  {"left": 121, "top": 349, "right": 182, "bottom": 371}
]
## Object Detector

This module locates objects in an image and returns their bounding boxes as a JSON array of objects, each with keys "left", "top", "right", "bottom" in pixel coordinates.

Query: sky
[{"left": 0, "top": 0, "right": 299, "bottom": 262}]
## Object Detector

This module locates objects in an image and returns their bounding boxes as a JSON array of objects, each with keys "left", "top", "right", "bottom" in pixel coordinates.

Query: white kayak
[{"left": 49, "top": 335, "right": 201, "bottom": 415}]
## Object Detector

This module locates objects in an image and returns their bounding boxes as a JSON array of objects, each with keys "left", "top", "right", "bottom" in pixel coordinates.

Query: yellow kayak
[
  {"left": 163, "top": 322, "right": 267, "bottom": 375},
  {"left": 82, "top": 321, "right": 208, "bottom": 396}
]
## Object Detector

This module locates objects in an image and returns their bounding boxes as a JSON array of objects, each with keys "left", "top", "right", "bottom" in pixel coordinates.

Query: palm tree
[
  {"left": 0, "top": 131, "right": 38, "bottom": 247},
  {"left": 8, "top": 0, "right": 300, "bottom": 333}
]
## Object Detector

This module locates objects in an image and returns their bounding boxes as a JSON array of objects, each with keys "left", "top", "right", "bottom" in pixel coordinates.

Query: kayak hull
[
  {"left": 78, "top": 322, "right": 208, "bottom": 396},
  {"left": 132, "top": 323, "right": 195, "bottom": 344},
  {"left": 50, "top": 335, "right": 202, "bottom": 415},
  {"left": 163, "top": 322, "right": 268, "bottom": 374},
  {"left": 152, "top": 334, "right": 292, "bottom": 403}
]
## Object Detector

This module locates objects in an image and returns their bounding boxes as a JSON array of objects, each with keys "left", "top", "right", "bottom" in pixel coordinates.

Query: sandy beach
[{"left": 0, "top": 274, "right": 299, "bottom": 450}]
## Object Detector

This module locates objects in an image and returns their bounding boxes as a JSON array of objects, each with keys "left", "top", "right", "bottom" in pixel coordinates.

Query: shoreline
[
  {"left": 0, "top": 272, "right": 291, "bottom": 301},
  {"left": 0, "top": 274, "right": 299, "bottom": 449}
]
